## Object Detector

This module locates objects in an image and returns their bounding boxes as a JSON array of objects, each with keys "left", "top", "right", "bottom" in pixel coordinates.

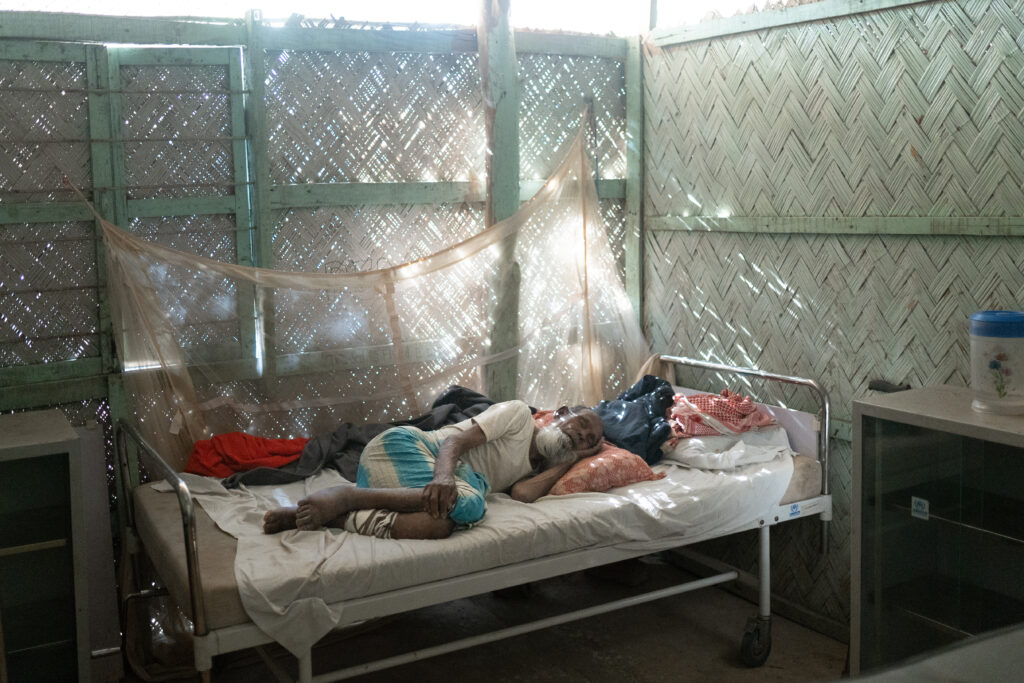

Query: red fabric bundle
[
  {"left": 185, "top": 432, "right": 310, "bottom": 478},
  {"left": 668, "top": 389, "right": 776, "bottom": 441}
]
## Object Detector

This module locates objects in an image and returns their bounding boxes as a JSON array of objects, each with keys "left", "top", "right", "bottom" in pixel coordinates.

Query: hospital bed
[{"left": 116, "top": 355, "right": 832, "bottom": 683}]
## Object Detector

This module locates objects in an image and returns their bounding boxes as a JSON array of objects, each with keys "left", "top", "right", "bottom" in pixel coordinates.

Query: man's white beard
[{"left": 535, "top": 425, "right": 575, "bottom": 468}]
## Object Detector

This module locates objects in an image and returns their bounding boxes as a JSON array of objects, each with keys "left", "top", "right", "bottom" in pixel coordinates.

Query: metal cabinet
[
  {"left": 851, "top": 386, "right": 1024, "bottom": 675},
  {"left": 0, "top": 410, "right": 89, "bottom": 682}
]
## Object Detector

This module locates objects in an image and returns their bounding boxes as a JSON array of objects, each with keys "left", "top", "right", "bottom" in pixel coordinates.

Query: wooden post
[
  {"left": 87, "top": 44, "right": 136, "bottom": 532},
  {"left": 86, "top": 44, "right": 120, "bottom": 376},
  {"left": 480, "top": 0, "right": 520, "bottom": 401},
  {"left": 229, "top": 46, "right": 259, "bottom": 364},
  {"left": 245, "top": 10, "right": 272, "bottom": 270},
  {"left": 244, "top": 10, "right": 277, "bottom": 381},
  {"left": 624, "top": 35, "right": 645, "bottom": 330}
]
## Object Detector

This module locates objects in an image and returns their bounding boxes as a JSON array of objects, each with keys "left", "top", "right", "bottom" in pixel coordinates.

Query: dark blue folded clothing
[{"left": 592, "top": 375, "right": 675, "bottom": 465}]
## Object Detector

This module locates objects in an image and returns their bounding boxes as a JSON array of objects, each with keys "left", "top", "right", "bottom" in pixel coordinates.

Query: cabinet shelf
[
  {"left": 0, "top": 598, "right": 75, "bottom": 654},
  {"left": 6, "top": 638, "right": 75, "bottom": 657},
  {"left": 884, "top": 479, "right": 1024, "bottom": 541},
  {"left": 884, "top": 574, "right": 1024, "bottom": 636},
  {"left": 0, "top": 537, "right": 67, "bottom": 559},
  {"left": 0, "top": 505, "right": 70, "bottom": 553},
  {"left": 5, "top": 641, "right": 77, "bottom": 683},
  {"left": 888, "top": 502, "right": 1024, "bottom": 546}
]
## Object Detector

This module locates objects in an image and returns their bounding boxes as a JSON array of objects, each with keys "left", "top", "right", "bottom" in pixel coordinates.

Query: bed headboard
[{"left": 658, "top": 355, "right": 830, "bottom": 488}]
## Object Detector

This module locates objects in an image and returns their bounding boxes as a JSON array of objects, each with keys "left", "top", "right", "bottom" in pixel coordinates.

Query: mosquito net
[{"left": 102, "top": 129, "right": 650, "bottom": 470}]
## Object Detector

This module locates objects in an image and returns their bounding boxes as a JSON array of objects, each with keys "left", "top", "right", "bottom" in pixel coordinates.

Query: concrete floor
[{"left": 179, "top": 556, "right": 848, "bottom": 683}]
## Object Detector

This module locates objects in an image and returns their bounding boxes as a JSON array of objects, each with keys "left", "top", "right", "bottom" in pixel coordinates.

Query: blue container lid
[{"left": 970, "top": 310, "right": 1024, "bottom": 338}]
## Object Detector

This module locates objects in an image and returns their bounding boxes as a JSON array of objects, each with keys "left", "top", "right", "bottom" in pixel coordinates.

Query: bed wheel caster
[{"left": 740, "top": 615, "right": 772, "bottom": 667}]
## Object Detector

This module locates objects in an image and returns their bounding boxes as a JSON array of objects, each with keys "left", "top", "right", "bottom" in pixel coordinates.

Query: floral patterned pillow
[{"left": 549, "top": 443, "right": 666, "bottom": 495}]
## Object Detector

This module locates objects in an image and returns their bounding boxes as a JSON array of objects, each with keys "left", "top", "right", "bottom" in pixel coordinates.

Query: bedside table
[{"left": 0, "top": 410, "right": 89, "bottom": 682}]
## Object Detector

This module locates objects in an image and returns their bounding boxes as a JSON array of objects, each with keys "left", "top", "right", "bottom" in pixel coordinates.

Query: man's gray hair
[{"left": 535, "top": 424, "right": 576, "bottom": 468}]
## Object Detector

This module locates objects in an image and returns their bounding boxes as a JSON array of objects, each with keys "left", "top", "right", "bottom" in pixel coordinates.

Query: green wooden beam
[
  {"left": 103, "top": 48, "right": 129, "bottom": 230},
  {"left": 257, "top": 25, "right": 477, "bottom": 53},
  {"left": 624, "top": 35, "right": 645, "bottom": 327},
  {"left": 245, "top": 11, "right": 277, "bottom": 385},
  {"left": 1, "top": 180, "right": 626, "bottom": 221},
  {"left": 0, "top": 202, "right": 94, "bottom": 224},
  {"left": 0, "top": 11, "right": 245, "bottom": 46},
  {"left": 647, "top": 214, "right": 1024, "bottom": 236},
  {"left": 519, "top": 178, "right": 625, "bottom": 202},
  {"left": 229, "top": 47, "right": 259, "bottom": 367},
  {"left": 276, "top": 340, "right": 459, "bottom": 375},
  {"left": 256, "top": 24, "right": 626, "bottom": 57},
  {"left": 269, "top": 179, "right": 625, "bottom": 209},
  {"left": 0, "top": 357, "right": 104, "bottom": 388},
  {"left": 86, "top": 45, "right": 117, "bottom": 376},
  {"left": 0, "top": 13, "right": 630, "bottom": 60},
  {"left": 114, "top": 46, "right": 236, "bottom": 66},
  {"left": 229, "top": 48, "right": 254, "bottom": 268},
  {"left": 484, "top": 17, "right": 520, "bottom": 225},
  {"left": 649, "top": 0, "right": 941, "bottom": 47},
  {"left": 126, "top": 196, "right": 238, "bottom": 218},
  {"left": 105, "top": 373, "right": 132, "bottom": 541},
  {"left": 0, "top": 374, "right": 108, "bottom": 411},
  {"left": 269, "top": 182, "right": 479, "bottom": 208},
  {"left": 105, "top": 48, "right": 128, "bottom": 376},
  {"left": 514, "top": 31, "right": 627, "bottom": 59},
  {"left": 481, "top": 0, "right": 520, "bottom": 403},
  {"left": 245, "top": 12, "right": 273, "bottom": 269},
  {"left": 0, "top": 39, "right": 86, "bottom": 62}
]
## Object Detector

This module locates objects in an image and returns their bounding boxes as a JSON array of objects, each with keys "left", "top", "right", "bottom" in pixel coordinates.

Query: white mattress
[{"left": 165, "top": 452, "right": 795, "bottom": 656}]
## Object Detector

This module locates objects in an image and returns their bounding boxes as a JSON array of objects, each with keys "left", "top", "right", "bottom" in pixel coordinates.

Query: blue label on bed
[
  {"left": 911, "top": 496, "right": 929, "bottom": 520},
  {"left": 788, "top": 502, "right": 801, "bottom": 518}
]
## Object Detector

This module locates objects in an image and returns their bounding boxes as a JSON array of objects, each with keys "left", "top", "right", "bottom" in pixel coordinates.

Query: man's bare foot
[
  {"left": 296, "top": 486, "right": 354, "bottom": 531},
  {"left": 263, "top": 506, "right": 299, "bottom": 534}
]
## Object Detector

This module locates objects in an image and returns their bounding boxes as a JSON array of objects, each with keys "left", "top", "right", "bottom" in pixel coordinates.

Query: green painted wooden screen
[{"left": 0, "top": 11, "right": 640, "bottom": 429}]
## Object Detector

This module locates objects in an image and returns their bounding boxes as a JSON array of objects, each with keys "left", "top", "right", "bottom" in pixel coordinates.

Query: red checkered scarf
[{"left": 667, "top": 389, "right": 776, "bottom": 443}]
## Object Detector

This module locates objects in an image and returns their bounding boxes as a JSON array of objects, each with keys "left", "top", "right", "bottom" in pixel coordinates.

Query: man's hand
[{"left": 423, "top": 476, "right": 458, "bottom": 519}]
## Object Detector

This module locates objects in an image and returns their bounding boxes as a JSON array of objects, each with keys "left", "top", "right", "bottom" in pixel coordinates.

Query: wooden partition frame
[{"left": 0, "top": 10, "right": 642, "bottom": 415}]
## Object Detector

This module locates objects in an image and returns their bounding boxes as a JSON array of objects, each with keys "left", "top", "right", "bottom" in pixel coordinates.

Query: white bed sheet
[
  {"left": 661, "top": 425, "right": 795, "bottom": 470},
  {"left": 165, "top": 453, "right": 793, "bottom": 656}
]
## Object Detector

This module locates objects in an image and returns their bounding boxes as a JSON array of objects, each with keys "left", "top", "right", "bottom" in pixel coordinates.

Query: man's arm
[
  {"left": 423, "top": 425, "right": 487, "bottom": 518},
  {"left": 508, "top": 460, "right": 576, "bottom": 503}
]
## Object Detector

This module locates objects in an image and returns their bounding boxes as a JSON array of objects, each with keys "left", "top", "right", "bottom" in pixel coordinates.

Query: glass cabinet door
[
  {"left": 860, "top": 416, "right": 1024, "bottom": 671},
  {"left": 0, "top": 453, "right": 78, "bottom": 682}
]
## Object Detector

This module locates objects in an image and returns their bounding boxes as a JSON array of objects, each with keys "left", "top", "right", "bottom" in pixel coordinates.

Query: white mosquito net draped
[{"left": 103, "top": 129, "right": 650, "bottom": 470}]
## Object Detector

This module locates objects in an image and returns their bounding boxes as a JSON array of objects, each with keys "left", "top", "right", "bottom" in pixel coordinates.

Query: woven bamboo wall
[
  {"left": 264, "top": 45, "right": 627, "bottom": 272},
  {"left": 0, "top": 16, "right": 630, "bottom": 454},
  {"left": 644, "top": 0, "right": 1024, "bottom": 632},
  {"left": 519, "top": 53, "right": 628, "bottom": 278},
  {"left": 1, "top": 57, "right": 95, "bottom": 366}
]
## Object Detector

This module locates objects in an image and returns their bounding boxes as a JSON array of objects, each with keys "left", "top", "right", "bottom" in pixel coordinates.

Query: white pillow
[{"left": 661, "top": 425, "right": 794, "bottom": 470}]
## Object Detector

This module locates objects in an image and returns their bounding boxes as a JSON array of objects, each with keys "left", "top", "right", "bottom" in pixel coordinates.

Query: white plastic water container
[{"left": 970, "top": 311, "right": 1024, "bottom": 414}]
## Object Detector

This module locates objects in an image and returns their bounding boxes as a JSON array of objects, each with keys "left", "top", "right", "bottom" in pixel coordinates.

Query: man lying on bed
[{"left": 262, "top": 401, "right": 604, "bottom": 540}]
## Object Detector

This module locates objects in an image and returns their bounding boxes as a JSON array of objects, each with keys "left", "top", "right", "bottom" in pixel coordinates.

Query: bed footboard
[{"left": 115, "top": 421, "right": 209, "bottom": 641}]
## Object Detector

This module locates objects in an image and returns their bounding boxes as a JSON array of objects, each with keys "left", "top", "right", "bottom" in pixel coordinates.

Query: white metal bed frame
[{"left": 115, "top": 355, "right": 832, "bottom": 683}]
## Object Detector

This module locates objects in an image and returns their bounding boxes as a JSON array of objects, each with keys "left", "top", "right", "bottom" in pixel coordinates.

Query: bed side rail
[
  {"left": 658, "top": 355, "right": 832, "bottom": 552},
  {"left": 115, "top": 420, "right": 208, "bottom": 637}
]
